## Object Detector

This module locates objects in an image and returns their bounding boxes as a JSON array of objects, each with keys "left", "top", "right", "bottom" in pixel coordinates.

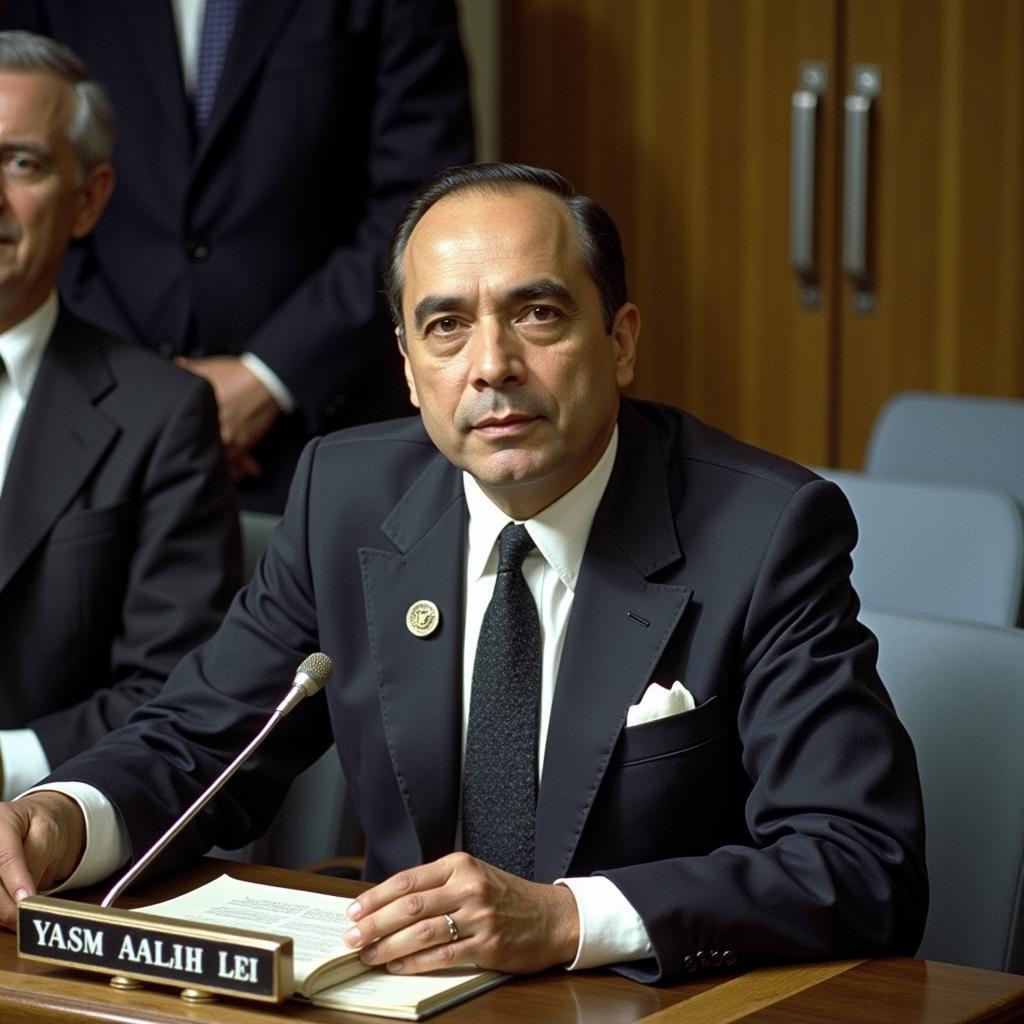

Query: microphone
[{"left": 100, "top": 652, "right": 334, "bottom": 908}]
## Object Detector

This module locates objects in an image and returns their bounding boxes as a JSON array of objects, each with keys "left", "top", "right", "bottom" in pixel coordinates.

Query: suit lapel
[
  {"left": 0, "top": 311, "right": 118, "bottom": 595},
  {"left": 534, "top": 404, "right": 692, "bottom": 881},
  {"left": 116, "top": 0, "right": 192, "bottom": 151},
  {"left": 360, "top": 455, "right": 467, "bottom": 863},
  {"left": 193, "top": 0, "right": 303, "bottom": 170}
]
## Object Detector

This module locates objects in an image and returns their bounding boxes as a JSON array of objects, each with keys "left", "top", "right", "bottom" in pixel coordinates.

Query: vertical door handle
[
  {"left": 843, "top": 64, "right": 881, "bottom": 313},
  {"left": 790, "top": 62, "right": 827, "bottom": 309}
]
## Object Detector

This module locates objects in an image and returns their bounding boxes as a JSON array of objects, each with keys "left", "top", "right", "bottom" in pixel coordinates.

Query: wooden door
[
  {"left": 500, "top": 0, "right": 1024, "bottom": 467},
  {"left": 502, "top": 0, "right": 841, "bottom": 466},
  {"left": 837, "top": 0, "right": 1024, "bottom": 464}
]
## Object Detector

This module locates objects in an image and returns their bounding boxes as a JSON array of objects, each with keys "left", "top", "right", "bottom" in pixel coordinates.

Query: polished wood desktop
[{"left": 3, "top": 859, "right": 1022, "bottom": 1023}]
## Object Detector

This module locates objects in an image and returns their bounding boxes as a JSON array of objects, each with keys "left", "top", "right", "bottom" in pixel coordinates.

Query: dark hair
[
  {"left": 385, "top": 163, "right": 627, "bottom": 343},
  {"left": 0, "top": 30, "right": 114, "bottom": 180}
]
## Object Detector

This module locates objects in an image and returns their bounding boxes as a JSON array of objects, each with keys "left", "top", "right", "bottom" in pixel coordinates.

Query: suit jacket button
[
  {"left": 709, "top": 950, "right": 723, "bottom": 966},
  {"left": 683, "top": 955, "right": 697, "bottom": 973},
  {"left": 187, "top": 239, "right": 210, "bottom": 261},
  {"left": 697, "top": 950, "right": 710, "bottom": 967},
  {"left": 723, "top": 949, "right": 737, "bottom": 966}
]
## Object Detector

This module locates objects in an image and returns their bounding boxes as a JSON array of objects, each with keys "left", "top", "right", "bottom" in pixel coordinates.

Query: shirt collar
[
  {"left": 0, "top": 291, "right": 58, "bottom": 401},
  {"left": 463, "top": 425, "right": 619, "bottom": 593}
]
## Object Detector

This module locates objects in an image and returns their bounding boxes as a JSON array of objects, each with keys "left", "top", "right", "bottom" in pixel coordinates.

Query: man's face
[
  {"left": 398, "top": 186, "right": 639, "bottom": 520},
  {"left": 0, "top": 70, "right": 112, "bottom": 332}
]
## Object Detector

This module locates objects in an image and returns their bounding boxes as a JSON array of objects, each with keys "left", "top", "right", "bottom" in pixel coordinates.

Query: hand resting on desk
[
  {"left": 0, "top": 793, "right": 85, "bottom": 928},
  {"left": 344, "top": 851, "right": 580, "bottom": 975}
]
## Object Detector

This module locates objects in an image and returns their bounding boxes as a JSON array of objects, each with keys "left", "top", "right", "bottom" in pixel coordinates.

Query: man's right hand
[{"left": 0, "top": 792, "right": 85, "bottom": 929}]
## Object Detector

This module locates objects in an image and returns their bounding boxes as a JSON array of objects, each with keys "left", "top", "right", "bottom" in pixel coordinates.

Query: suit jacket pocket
[
  {"left": 49, "top": 502, "right": 131, "bottom": 546},
  {"left": 570, "top": 695, "right": 748, "bottom": 873},
  {"left": 617, "top": 695, "right": 726, "bottom": 765}
]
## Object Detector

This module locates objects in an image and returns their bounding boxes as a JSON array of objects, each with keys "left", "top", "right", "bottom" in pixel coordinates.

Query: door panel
[
  {"left": 500, "top": 1, "right": 1023, "bottom": 469},
  {"left": 838, "top": 0, "right": 1024, "bottom": 464},
  {"left": 502, "top": 0, "right": 840, "bottom": 466}
]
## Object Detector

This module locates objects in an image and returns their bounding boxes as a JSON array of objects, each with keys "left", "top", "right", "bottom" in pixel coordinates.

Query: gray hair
[{"left": 0, "top": 30, "right": 114, "bottom": 178}]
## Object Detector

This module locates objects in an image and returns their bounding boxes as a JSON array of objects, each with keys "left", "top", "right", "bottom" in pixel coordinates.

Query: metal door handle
[
  {"left": 843, "top": 65, "right": 881, "bottom": 313},
  {"left": 790, "top": 62, "right": 827, "bottom": 309}
]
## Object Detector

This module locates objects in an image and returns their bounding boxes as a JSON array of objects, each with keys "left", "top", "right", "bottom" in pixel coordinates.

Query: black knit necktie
[{"left": 462, "top": 523, "right": 542, "bottom": 878}]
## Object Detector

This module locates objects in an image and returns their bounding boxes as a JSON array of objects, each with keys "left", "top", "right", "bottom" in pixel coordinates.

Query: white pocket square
[{"left": 626, "top": 680, "right": 696, "bottom": 727}]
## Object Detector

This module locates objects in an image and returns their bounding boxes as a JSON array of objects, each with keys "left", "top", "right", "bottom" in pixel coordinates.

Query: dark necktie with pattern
[
  {"left": 462, "top": 522, "right": 542, "bottom": 878},
  {"left": 194, "top": 0, "right": 241, "bottom": 132}
]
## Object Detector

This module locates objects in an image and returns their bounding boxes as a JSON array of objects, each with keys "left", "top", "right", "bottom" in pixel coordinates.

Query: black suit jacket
[
  {"left": 0, "top": 307, "right": 241, "bottom": 768},
  {"left": 2, "top": 0, "right": 475, "bottom": 510},
  {"left": 49, "top": 400, "right": 927, "bottom": 981}
]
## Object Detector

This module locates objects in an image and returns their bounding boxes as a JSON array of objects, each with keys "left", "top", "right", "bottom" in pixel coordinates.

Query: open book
[{"left": 138, "top": 874, "right": 506, "bottom": 1018}]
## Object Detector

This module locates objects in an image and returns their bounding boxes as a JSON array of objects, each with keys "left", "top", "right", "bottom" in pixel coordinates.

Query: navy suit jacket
[
  {"left": 2, "top": 0, "right": 475, "bottom": 510},
  {"left": 49, "top": 400, "right": 927, "bottom": 981},
  {"left": 0, "top": 306, "right": 241, "bottom": 768}
]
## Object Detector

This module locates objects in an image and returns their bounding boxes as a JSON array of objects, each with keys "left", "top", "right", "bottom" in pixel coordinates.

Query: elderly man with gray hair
[{"left": 0, "top": 30, "right": 240, "bottom": 800}]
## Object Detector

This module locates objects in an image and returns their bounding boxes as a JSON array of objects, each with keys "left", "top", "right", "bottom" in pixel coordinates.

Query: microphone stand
[{"left": 101, "top": 652, "right": 333, "bottom": 908}]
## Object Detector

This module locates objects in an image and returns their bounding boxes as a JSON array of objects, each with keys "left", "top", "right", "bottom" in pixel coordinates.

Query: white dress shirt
[
  {"left": 0, "top": 292, "right": 60, "bottom": 800},
  {"left": 30, "top": 423, "right": 652, "bottom": 967}
]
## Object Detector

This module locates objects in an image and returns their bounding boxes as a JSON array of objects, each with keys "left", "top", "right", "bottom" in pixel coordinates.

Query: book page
[
  {"left": 137, "top": 874, "right": 359, "bottom": 990},
  {"left": 313, "top": 967, "right": 508, "bottom": 1020}
]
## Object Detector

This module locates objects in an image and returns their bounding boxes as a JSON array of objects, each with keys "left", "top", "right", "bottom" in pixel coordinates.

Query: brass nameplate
[{"left": 18, "top": 896, "right": 294, "bottom": 1003}]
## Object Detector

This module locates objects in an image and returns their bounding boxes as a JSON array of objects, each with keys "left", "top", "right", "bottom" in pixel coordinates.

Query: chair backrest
[
  {"left": 815, "top": 468, "right": 1024, "bottom": 627},
  {"left": 865, "top": 391, "right": 1024, "bottom": 508},
  {"left": 240, "top": 510, "right": 281, "bottom": 580},
  {"left": 861, "top": 606, "right": 1024, "bottom": 973},
  {"left": 223, "top": 511, "right": 362, "bottom": 870}
]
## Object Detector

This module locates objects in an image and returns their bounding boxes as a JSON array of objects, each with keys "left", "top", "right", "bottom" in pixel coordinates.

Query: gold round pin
[{"left": 406, "top": 599, "right": 440, "bottom": 637}]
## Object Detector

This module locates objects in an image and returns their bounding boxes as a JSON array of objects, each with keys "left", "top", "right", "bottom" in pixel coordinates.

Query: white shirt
[
  {"left": 0, "top": 292, "right": 60, "bottom": 799},
  {"left": 31, "top": 425, "right": 652, "bottom": 968},
  {"left": 0, "top": 291, "right": 56, "bottom": 488},
  {"left": 169, "top": 0, "right": 204, "bottom": 94}
]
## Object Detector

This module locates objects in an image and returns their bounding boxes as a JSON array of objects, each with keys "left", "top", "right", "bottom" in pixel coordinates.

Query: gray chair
[
  {"left": 814, "top": 468, "right": 1024, "bottom": 627},
  {"left": 865, "top": 391, "right": 1024, "bottom": 509},
  {"left": 218, "top": 513, "right": 362, "bottom": 870},
  {"left": 861, "top": 606, "right": 1024, "bottom": 973},
  {"left": 240, "top": 509, "right": 280, "bottom": 580}
]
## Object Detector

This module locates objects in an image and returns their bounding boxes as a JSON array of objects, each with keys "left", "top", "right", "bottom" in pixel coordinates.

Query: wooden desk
[{"left": 2, "top": 860, "right": 1022, "bottom": 1023}]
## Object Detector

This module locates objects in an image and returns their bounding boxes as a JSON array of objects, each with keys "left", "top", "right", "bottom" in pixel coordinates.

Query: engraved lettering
[
  {"left": 182, "top": 944, "right": 204, "bottom": 974},
  {"left": 217, "top": 951, "right": 259, "bottom": 983}
]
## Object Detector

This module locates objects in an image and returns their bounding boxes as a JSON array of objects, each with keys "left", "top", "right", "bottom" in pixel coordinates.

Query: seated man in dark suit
[
  {"left": 0, "top": 32, "right": 240, "bottom": 799},
  {"left": 0, "top": 163, "right": 926, "bottom": 982}
]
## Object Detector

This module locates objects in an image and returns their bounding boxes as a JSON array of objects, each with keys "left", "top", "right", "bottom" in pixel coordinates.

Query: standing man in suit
[
  {"left": 0, "top": 164, "right": 926, "bottom": 981},
  {"left": 1, "top": 0, "right": 475, "bottom": 512},
  {"left": 0, "top": 32, "right": 241, "bottom": 800}
]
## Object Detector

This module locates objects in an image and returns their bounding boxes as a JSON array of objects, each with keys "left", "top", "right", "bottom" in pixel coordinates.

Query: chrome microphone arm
[{"left": 100, "top": 652, "right": 333, "bottom": 908}]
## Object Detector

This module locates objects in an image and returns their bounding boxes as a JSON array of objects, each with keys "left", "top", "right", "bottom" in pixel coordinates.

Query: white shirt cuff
[
  {"left": 240, "top": 353, "right": 295, "bottom": 414},
  {"left": 18, "top": 782, "right": 129, "bottom": 892},
  {"left": 0, "top": 729, "right": 50, "bottom": 801},
  {"left": 555, "top": 875, "right": 653, "bottom": 970}
]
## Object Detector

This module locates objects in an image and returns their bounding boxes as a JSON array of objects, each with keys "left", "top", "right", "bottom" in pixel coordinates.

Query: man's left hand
[
  {"left": 176, "top": 356, "right": 280, "bottom": 480},
  {"left": 343, "top": 852, "right": 580, "bottom": 974}
]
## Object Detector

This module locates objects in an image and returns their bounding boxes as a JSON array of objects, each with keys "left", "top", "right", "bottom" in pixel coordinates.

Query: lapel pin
[{"left": 406, "top": 599, "right": 441, "bottom": 638}]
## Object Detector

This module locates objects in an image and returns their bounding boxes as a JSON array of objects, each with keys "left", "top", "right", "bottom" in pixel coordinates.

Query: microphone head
[{"left": 294, "top": 651, "right": 334, "bottom": 696}]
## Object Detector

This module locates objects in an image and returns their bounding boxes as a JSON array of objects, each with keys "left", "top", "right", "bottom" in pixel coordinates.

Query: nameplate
[{"left": 17, "top": 896, "right": 294, "bottom": 1003}]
